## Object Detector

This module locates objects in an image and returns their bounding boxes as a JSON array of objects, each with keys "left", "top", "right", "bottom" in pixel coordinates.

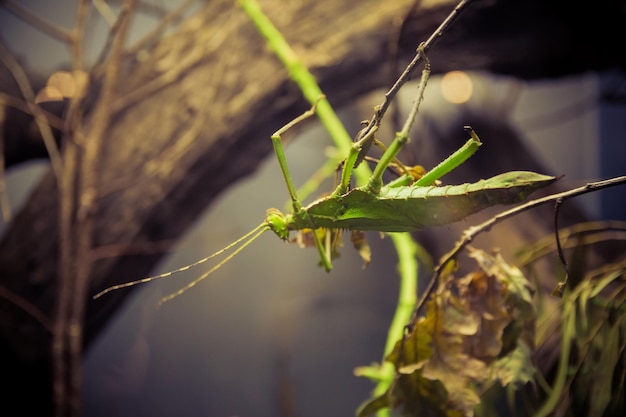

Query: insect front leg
[
  {"left": 269, "top": 98, "right": 333, "bottom": 271},
  {"left": 332, "top": 124, "right": 379, "bottom": 196},
  {"left": 270, "top": 101, "right": 320, "bottom": 212}
]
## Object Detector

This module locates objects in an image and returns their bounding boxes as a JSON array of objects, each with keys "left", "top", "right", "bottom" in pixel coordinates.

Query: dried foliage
[{"left": 358, "top": 248, "right": 536, "bottom": 416}]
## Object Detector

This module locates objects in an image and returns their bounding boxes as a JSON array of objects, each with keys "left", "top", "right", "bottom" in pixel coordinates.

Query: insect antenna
[{"left": 92, "top": 222, "right": 270, "bottom": 301}]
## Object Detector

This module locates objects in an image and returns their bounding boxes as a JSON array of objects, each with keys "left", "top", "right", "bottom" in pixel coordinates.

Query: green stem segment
[
  {"left": 239, "top": 0, "right": 351, "bottom": 156},
  {"left": 374, "top": 232, "right": 418, "bottom": 392},
  {"left": 239, "top": 1, "right": 423, "bottom": 415}
]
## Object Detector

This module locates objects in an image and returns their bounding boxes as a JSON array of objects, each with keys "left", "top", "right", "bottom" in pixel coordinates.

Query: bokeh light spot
[{"left": 440, "top": 71, "right": 473, "bottom": 104}]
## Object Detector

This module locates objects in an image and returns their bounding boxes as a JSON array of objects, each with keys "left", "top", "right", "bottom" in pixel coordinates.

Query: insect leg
[
  {"left": 365, "top": 43, "right": 431, "bottom": 194},
  {"left": 413, "top": 127, "right": 482, "bottom": 186},
  {"left": 270, "top": 99, "right": 322, "bottom": 212},
  {"left": 333, "top": 124, "right": 379, "bottom": 195},
  {"left": 269, "top": 97, "right": 333, "bottom": 271}
]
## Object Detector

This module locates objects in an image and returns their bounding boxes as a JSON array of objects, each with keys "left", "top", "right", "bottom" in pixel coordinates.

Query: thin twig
[
  {"left": 0, "top": 92, "right": 66, "bottom": 131},
  {"left": 125, "top": 0, "right": 198, "bottom": 57},
  {"left": 517, "top": 220, "right": 626, "bottom": 267},
  {"left": 0, "top": 286, "right": 53, "bottom": 332},
  {"left": 71, "top": 0, "right": 89, "bottom": 73},
  {"left": 52, "top": 3, "right": 89, "bottom": 414},
  {"left": 61, "top": 0, "right": 89, "bottom": 134},
  {"left": 361, "top": 0, "right": 475, "bottom": 140},
  {"left": 52, "top": 1, "right": 136, "bottom": 416},
  {"left": 0, "top": 41, "right": 64, "bottom": 180},
  {"left": 553, "top": 198, "right": 569, "bottom": 296},
  {"left": 1, "top": 0, "right": 73, "bottom": 43},
  {"left": 93, "top": 0, "right": 118, "bottom": 27},
  {"left": 0, "top": 95, "right": 9, "bottom": 221},
  {"left": 111, "top": 6, "right": 236, "bottom": 113},
  {"left": 408, "top": 175, "right": 626, "bottom": 330}
]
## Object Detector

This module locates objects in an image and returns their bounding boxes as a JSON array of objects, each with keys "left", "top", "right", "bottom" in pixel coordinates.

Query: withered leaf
[{"left": 357, "top": 248, "right": 536, "bottom": 417}]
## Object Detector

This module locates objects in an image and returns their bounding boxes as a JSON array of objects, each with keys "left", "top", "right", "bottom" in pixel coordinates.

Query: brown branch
[
  {"left": 52, "top": 1, "right": 137, "bottom": 415},
  {"left": 408, "top": 175, "right": 626, "bottom": 331},
  {"left": 0, "top": 94, "right": 8, "bottom": 221},
  {"left": 0, "top": 91, "right": 66, "bottom": 131},
  {"left": 516, "top": 221, "right": 626, "bottom": 267},
  {"left": 125, "top": 0, "right": 197, "bottom": 57},
  {"left": 92, "top": 0, "right": 118, "bottom": 27},
  {"left": 70, "top": 0, "right": 89, "bottom": 72},
  {"left": 0, "top": 286, "right": 52, "bottom": 332},
  {"left": 1, "top": 0, "right": 73, "bottom": 43},
  {"left": 51, "top": 3, "right": 89, "bottom": 414},
  {"left": 0, "top": 42, "right": 64, "bottom": 179},
  {"left": 359, "top": 0, "right": 475, "bottom": 141}
]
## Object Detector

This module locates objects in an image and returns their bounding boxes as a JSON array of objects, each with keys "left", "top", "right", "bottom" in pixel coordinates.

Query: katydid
[
  {"left": 93, "top": 101, "right": 556, "bottom": 303},
  {"left": 93, "top": 27, "right": 554, "bottom": 304}
]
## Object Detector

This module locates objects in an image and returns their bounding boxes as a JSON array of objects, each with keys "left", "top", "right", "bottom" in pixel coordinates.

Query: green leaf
[{"left": 490, "top": 340, "right": 535, "bottom": 387}]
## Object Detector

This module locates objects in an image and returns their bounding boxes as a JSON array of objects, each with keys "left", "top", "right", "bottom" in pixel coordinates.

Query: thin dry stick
[
  {"left": 111, "top": 7, "right": 237, "bottom": 113},
  {"left": 52, "top": 1, "right": 90, "bottom": 415},
  {"left": 52, "top": 2, "right": 137, "bottom": 416},
  {"left": 0, "top": 42, "right": 64, "bottom": 180},
  {"left": 93, "top": 0, "right": 118, "bottom": 27},
  {"left": 0, "top": 92, "right": 66, "bottom": 131},
  {"left": 0, "top": 286, "right": 53, "bottom": 332},
  {"left": 92, "top": 0, "right": 185, "bottom": 75},
  {"left": 0, "top": 96, "right": 9, "bottom": 221},
  {"left": 124, "top": 0, "right": 198, "bottom": 57},
  {"left": 517, "top": 220, "right": 626, "bottom": 267},
  {"left": 359, "top": 0, "right": 475, "bottom": 141},
  {"left": 70, "top": 0, "right": 89, "bottom": 72},
  {"left": 408, "top": 175, "right": 626, "bottom": 331},
  {"left": 553, "top": 198, "right": 570, "bottom": 296},
  {"left": 1, "top": 0, "right": 73, "bottom": 43}
]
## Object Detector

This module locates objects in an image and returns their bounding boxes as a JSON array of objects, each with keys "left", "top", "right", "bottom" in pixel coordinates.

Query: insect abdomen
[{"left": 301, "top": 171, "right": 556, "bottom": 232}]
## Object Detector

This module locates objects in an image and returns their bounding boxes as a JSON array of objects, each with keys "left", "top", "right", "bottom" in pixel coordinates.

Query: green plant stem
[
  {"left": 533, "top": 302, "right": 575, "bottom": 417},
  {"left": 376, "top": 232, "right": 419, "bottom": 376},
  {"left": 238, "top": 0, "right": 369, "bottom": 182},
  {"left": 239, "top": 1, "right": 420, "bottom": 414}
]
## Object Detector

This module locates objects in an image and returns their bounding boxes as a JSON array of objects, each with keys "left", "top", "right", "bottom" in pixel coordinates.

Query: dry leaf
[
  {"left": 358, "top": 248, "right": 536, "bottom": 417},
  {"left": 35, "top": 70, "right": 89, "bottom": 103}
]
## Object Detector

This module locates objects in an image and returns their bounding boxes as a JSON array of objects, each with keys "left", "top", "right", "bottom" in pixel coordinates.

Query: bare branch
[
  {"left": 52, "top": 1, "right": 138, "bottom": 415},
  {"left": 0, "top": 91, "right": 65, "bottom": 131},
  {"left": 409, "top": 175, "right": 626, "bottom": 330},
  {"left": 92, "top": 0, "right": 118, "bottom": 27},
  {"left": 69, "top": 0, "right": 90, "bottom": 72},
  {"left": 0, "top": 42, "right": 63, "bottom": 180},
  {"left": 1, "top": 0, "right": 73, "bottom": 43},
  {"left": 125, "top": 0, "right": 198, "bottom": 57},
  {"left": 0, "top": 94, "right": 9, "bottom": 221},
  {"left": 360, "top": 0, "right": 475, "bottom": 140}
]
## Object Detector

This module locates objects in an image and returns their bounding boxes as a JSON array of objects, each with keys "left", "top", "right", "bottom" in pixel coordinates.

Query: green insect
[
  {"left": 264, "top": 108, "right": 555, "bottom": 273},
  {"left": 93, "top": 1, "right": 555, "bottom": 303},
  {"left": 93, "top": 99, "right": 555, "bottom": 304}
]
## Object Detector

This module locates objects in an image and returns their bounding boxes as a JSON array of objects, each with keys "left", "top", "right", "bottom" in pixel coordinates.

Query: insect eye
[{"left": 265, "top": 209, "right": 289, "bottom": 240}]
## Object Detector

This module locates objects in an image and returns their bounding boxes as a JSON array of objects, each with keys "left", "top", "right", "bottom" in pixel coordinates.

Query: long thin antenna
[
  {"left": 156, "top": 226, "right": 269, "bottom": 306},
  {"left": 93, "top": 222, "right": 270, "bottom": 299}
]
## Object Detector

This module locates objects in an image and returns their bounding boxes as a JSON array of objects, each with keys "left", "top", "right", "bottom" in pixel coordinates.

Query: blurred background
[{"left": 1, "top": 1, "right": 624, "bottom": 416}]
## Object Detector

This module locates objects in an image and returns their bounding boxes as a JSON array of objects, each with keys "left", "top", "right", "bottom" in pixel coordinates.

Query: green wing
[{"left": 292, "top": 171, "right": 557, "bottom": 232}]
